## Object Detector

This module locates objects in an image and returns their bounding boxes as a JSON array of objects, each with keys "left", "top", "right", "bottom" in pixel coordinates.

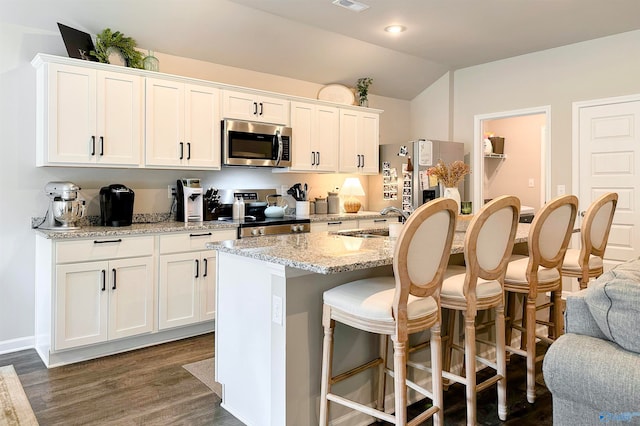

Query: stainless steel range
[{"left": 209, "top": 189, "right": 310, "bottom": 238}]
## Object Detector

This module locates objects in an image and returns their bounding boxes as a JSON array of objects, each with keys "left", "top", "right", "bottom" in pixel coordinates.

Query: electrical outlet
[
  {"left": 168, "top": 185, "right": 177, "bottom": 199},
  {"left": 272, "top": 295, "right": 283, "bottom": 325},
  {"left": 557, "top": 185, "right": 566, "bottom": 196}
]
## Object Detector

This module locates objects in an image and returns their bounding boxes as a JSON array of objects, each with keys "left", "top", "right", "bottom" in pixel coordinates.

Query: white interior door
[{"left": 576, "top": 98, "right": 640, "bottom": 264}]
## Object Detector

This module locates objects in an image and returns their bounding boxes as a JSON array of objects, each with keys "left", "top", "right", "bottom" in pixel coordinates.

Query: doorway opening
[{"left": 472, "top": 106, "right": 551, "bottom": 215}]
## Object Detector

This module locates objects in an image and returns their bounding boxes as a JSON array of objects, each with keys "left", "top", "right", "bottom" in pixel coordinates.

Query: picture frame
[{"left": 57, "top": 23, "right": 98, "bottom": 62}]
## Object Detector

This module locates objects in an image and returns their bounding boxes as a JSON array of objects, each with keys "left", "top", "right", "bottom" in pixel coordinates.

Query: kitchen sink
[{"left": 335, "top": 228, "right": 389, "bottom": 238}]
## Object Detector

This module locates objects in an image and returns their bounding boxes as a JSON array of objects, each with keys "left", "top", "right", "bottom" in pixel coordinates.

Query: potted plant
[
  {"left": 427, "top": 159, "right": 470, "bottom": 213},
  {"left": 356, "top": 77, "right": 373, "bottom": 107}
]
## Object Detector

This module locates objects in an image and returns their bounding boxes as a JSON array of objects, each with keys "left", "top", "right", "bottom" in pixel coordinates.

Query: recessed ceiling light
[
  {"left": 385, "top": 25, "right": 407, "bottom": 33},
  {"left": 332, "top": 0, "right": 370, "bottom": 13}
]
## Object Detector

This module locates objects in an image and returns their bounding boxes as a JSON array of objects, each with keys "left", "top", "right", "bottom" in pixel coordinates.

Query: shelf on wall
[{"left": 484, "top": 153, "right": 506, "bottom": 159}]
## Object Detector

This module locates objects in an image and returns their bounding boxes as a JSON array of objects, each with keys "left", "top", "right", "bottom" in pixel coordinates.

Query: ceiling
[{"left": 4, "top": 0, "right": 640, "bottom": 100}]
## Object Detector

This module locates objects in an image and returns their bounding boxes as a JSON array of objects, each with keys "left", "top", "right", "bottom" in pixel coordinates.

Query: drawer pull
[
  {"left": 374, "top": 219, "right": 387, "bottom": 223},
  {"left": 112, "top": 268, "right": 117, "bottom": 290},
  {"left": 94, "top": 239, "right": 122, "bottom": 244},
  {"left": 328, "top": 221, "right": 343, "bottom": 225},
  {"left": 189, "top": 232, "right": 212, "bottom": 238}
]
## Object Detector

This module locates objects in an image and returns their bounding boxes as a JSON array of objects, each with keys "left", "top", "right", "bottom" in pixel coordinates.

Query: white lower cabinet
[
  {"left": 158, "top": 229, "right": 236, "bottom": 330},
  {"left": 44, "top": 235, "right": 155, "bottom": 352},
  {"left": 55, "top": 256, "right": 153, "bottom": 350},
  {"left": 158, "top": 251, "right": 216, "bottom": 329},
  {"left": 311, "top": 217, "right": 393, "bottom": 233}
]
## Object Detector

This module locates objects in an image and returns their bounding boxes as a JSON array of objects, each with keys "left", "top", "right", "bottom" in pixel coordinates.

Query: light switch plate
[
  {"left": 557, "top": 185, "right": 566, "bottom": 196},
  {"left": 528, "top": 178, "right": 535, "bottom": 188},
  {"left": 272, "top": 295, "right": 283, "bottom": 325}
]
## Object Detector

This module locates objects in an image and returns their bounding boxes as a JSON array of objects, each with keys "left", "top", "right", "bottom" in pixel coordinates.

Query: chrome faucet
[{"left": 380, "top": 206, "right": 410, "bottom": 223}]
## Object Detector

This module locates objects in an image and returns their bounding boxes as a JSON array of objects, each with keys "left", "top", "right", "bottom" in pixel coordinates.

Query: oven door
[{"left": 223, "top": 119, "right": 291, "bottom": 167}]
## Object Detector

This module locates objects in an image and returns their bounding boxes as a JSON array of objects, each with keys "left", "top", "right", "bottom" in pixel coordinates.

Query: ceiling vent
[{"left": 332, "top": 0, "right": 370, "bottom": 12}]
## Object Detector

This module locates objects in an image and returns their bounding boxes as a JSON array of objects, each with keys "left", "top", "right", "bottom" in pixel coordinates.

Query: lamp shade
[
  {"left": 339, "top": 178, "right": 365, "bottom": 213},
  {"left": 339, "top": 178, "right": 365, "bottom": 197}
]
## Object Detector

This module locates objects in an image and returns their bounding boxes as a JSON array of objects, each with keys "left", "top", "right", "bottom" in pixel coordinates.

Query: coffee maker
[
  {"left": 40, "top": 181, "right": 86, "bottom": 230},
  {"left": 100, "top": 184, "right": 135, "bottom": 226},
  {"left": 176, "top": 178, "right": 203, "bottom": 222}
]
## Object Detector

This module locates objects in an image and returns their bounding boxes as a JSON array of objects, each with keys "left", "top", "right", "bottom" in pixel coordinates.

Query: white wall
[
  {"left": 451, "top": 30, "right": 640, "bottom": 199},
  {"left": 0, "top": 22, "right": 409, "bottom": 349}
]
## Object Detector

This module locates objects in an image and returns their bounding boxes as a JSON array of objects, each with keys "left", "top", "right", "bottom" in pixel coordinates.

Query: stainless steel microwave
[{"left": 222, "top": 119, "right": 292, "bottom": 167}]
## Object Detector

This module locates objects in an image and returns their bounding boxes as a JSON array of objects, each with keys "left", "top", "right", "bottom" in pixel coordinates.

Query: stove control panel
[{"left": 239, "top": 222, "right": 310, "bottom": 238}]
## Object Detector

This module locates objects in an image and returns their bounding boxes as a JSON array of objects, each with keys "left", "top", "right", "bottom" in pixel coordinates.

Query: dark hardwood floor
[
  {"left": 0, "top": 334, "right": 551, "bottom": 425},
  {"left": 0, "top": 333, "right": 243, "bottom": 425}
]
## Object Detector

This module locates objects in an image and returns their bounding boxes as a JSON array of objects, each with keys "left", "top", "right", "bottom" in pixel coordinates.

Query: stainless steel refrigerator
[{"left": 379, "top": 139, "right": 464, "bottom": 212}]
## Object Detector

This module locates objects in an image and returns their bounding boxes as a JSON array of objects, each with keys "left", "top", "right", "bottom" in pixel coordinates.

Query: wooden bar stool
[
  {"left": 503, "top": 194, "right": 578, "bottom": 404},
  {"left": 439, "top": 195, "right": 520, "bottom": 425},
  {"left": 318, "top": 198, "right": 458, "bottom": 425},
  {"left": 562, "top": 192, "right": 618, "bottom": 290}
]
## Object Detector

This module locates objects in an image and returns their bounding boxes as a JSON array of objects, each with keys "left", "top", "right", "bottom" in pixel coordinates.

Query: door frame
[
  {"left": 571, "top": 92, "right": 640, "bottom": 203},
  {"left": 473, "top": 105, "right": 552, "bottom": 212}
]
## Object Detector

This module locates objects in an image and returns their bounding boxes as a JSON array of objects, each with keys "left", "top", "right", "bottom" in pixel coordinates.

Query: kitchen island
[{"left": 209, "top": 224, "right": 530, "bottom": 426}]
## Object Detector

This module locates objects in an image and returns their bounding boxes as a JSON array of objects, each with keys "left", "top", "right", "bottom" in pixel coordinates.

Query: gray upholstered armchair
[{"left": 543, "top": 258, "right": 640, "bottom": 425}]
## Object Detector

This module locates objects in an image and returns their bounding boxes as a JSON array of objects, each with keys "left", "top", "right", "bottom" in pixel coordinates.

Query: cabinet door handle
[
  {"left": 259, "top": 102, "right": 264, "bottom": 116},
  {"left": 311, "top": 151, "right": 316, "bottom": 166},
  {"left": 100, "top": 136, "right": 104, "bottom": 156},
  {"left": 316, "top": 151, "right": 320, "bottom": 166},
  {"left": 101, "top": 269, "right": 106, "bottom": 291},
  {"left": 195, "top": 259, "right": 199, "bottom": 278},
  {"left": 253, "top": 102, "right": 258, "bottom": 115},
  {"left": 361, "top": 154, "right": 365, "bottom": 168},
  {"left": 94, "top": 239, "right": 122, "bottom": 244},
  {"left": 203, "top": 258, "right": 208, "bottom": 277},
  {"left": 91, "top": 136, "right": 96, "bottom": 156},
  {"left": 179, "top": 142, "right": 184, "bottom": 160},
  {"left": 189, "top": 232, "right": 212, "bottom": 238},
  {"left": 112, "top": 268, "right": 117, "bottom": 290},
  {"left": 187, "top": 142, "right": 191, "bottom": 160}
]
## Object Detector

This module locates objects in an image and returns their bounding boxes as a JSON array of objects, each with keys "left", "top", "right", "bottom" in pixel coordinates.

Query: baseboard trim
[{"left": 0, "top": 336, "right": 35, "bottom": 355}]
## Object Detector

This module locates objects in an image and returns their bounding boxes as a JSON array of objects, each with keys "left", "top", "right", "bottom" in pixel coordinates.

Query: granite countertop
[
  {"left": 33, "top": 220, "right": 239, "bottom": 240},
  {"left": 307, "top": 211, "right": 400, "bottom": 222},
  {"left": 32, "top": 211, "right": 394, "bottom": 240},
  {"left": 208, "top": 223, "right": 531, "bottom": 275}
]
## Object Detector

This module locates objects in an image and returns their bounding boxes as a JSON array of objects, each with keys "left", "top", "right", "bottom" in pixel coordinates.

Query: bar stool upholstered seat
[
  {"left": 440, "top": 195, "right": 520, "bottom": 426},
  {"left": 504, "top": 194, "right": 578, "bottom": 404},
  {"left": 319, "top": 198, "right": 458, "bottom": 426}
]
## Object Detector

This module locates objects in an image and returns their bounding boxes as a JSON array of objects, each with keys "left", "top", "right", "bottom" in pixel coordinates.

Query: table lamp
[{"left": 339, "top": 177, "right": 365, "bottom": 213}]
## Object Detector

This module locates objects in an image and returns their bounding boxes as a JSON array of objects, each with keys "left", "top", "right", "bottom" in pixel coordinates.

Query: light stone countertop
[
  {"left": 208, "top": 223, "right": 532, "bottom": 275},
  {"left": 32, "top": 211, "right": 395, "bottom": 240},
  {"left": 33, "top": 220, "right": 239, "bottom": 240}
]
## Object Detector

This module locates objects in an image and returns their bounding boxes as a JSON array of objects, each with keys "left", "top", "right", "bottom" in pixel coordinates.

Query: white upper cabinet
[
  {"left": 37, "top": 63, "right": 142, "bottom": 167},
  {"left": 290, "top": 102, "right": 339, "bottom": 172},
  {"left": 338, "top": 109, "right": 380, "bottom": 174},
  {"left": 145, "top": 78, "right": 220, "bottom": 169},
  {"left": 222, "top": 89, "right": 290, "bottom": 125}
]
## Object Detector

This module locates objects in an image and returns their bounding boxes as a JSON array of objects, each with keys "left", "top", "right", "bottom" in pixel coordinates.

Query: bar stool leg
[
  {"left": 319, "top": 306, "right": 335, "bottom": 426},
  {"left": 553, "top": 290, "right": 564, "bottom": 337},
  {"left": 496, "top": 304, "right": 507, "bottom": 421},
  {"left": 431, "top": 323, "right": 444, "bottom": 426},
  {"left": 525, "top": 296, "right": 537, "bottom": 404},
  {"left": 376, "top": 334, "right": 388, "bottom": 412},
  {"left": 463, "top": 312, "right": 477, "bottom": 426},
  {"left": 392, "top": 337, "right": 407, "bottom": 425},
  {"left": 442, "top": 310, "right": 457, "bottom": 389}
]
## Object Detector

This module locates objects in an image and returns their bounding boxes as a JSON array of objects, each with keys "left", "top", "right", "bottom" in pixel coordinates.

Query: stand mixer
[{"left": 40, "top": 181, "right": 86, "bottom": 230}]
